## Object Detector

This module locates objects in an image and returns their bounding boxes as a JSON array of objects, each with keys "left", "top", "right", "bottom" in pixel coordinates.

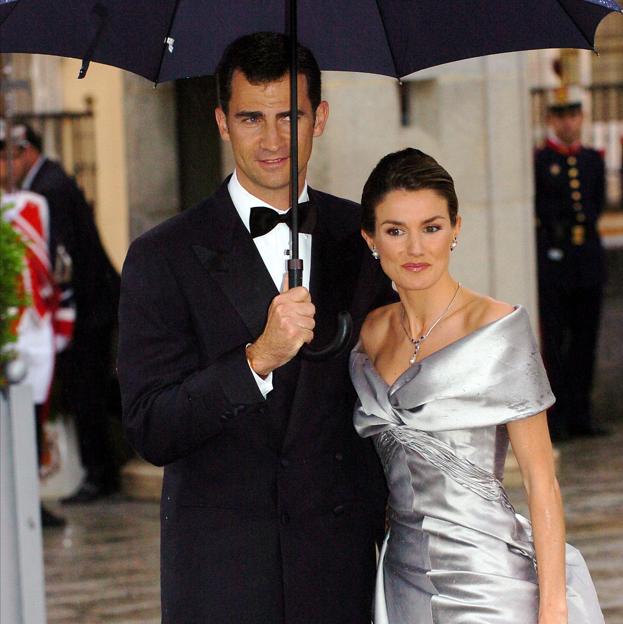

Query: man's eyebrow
[
  {"left": 234, "top": 110, "right": 264, "bottom": 118},
  {"left": 234, "top": 109, "right": 305, "bottom": 119},
  {"left": 276, "top": 109, "right": 304, "bottom": 118}
]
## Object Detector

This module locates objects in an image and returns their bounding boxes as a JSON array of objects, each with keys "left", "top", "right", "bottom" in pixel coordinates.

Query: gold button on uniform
[
  {"left": 573, "top": 202, "right": 583, "bottom": 211},
  {"left": 571, "top": 191, "right": 582, "bottom": 201},
  {"left": 568, "top": 167, "right": 579, "bottom": 178},
  {"left": 570, "top": 179, "right": 581, "bottom": 189},
  {"left": 572, "top": 225, "right": 586, "bottom": 246},
  {"left": 576, "top": 212, "right": 586, "bottom": 223},
  {"left": 567, "top": 156, "right": 577, "bottom": 166}
]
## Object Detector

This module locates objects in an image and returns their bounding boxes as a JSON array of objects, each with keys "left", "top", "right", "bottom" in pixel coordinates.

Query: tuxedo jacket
[
  {"left": 118, "top": 180, "right": 391, "bottom": 624},
  {"left": 28, "top": 158, "right": 120, "bottom": 337}
]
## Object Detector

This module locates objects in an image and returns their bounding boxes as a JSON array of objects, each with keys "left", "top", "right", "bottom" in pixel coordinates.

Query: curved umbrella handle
[
  {"left": 300, "top": 311, "right": 353, "bottom": 361},
  {"left": 287, "top": 261, "right": 353, "bottom": 360}
]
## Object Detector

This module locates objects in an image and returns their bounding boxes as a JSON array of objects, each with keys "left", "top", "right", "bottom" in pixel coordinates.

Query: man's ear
[
  {"left": 215, "top": 108, "right": 230, "bottom": 142},
  {"left": 313, "top": 101, "right": 329, "bottom": 138}
]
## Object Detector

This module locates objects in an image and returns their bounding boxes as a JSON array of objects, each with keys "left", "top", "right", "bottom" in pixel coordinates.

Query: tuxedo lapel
[
  {"left": 307, "top": 189, "right": 362, "bottom": 353},
  {"left": 283, "top": 190, "right": 363, "bottom": 449},
  {"left": 190, "top": 182, "right": 278, "bottom": 341},
  {"left": 307, "top": 223, "right": 345, "bottom": 351}
]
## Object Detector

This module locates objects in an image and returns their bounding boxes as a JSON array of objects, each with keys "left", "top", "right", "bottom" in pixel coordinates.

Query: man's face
[
  {"left": 215, "top": 70, "right": 328, "bottom": 207},
  {"left": 0, "top": 146, "right": 27, "bottom": 190},
  {"left": 548, "top": 108, "right": 583, "bottom": 145}
]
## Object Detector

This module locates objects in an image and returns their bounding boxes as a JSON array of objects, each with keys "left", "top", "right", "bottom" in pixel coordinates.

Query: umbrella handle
[
  {"left": 286, "top": 261, "right": 353, "bottom": 360},
  {"left": 301, "top": 311, "right": 353, "bottom": 361}
]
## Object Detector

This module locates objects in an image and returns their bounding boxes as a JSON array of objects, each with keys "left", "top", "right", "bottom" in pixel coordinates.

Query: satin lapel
[
  {"left": 306, "top": 191, "right": 362, "bottom": 355},
  {"left": 190, "top": 183, "right": 278, "bottom": 340},
  {"left": 307, "top": 223, "right": 342, "bottom": 351}
]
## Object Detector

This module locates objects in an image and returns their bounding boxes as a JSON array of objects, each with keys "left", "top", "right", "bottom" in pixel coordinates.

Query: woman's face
[{"left": 362, "top": 188, "right": 461, "bottom": 291}]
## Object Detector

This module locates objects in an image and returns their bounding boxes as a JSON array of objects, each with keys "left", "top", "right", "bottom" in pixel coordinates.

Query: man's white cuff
[{"left": 246, "top": 344, "right": 273, "bottom": 399}]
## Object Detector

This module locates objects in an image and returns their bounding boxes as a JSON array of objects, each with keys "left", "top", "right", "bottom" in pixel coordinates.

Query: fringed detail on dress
[{"left": 381, "top": 428, "right": 515, "bottom": 513}]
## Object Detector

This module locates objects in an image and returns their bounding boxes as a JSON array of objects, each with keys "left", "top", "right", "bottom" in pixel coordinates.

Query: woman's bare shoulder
[
  {"left": 461, "top": 289, "right": 515, "bottom": 331},
  {"left": 360, "top": 303, "right": 399, "bottom": 356}
]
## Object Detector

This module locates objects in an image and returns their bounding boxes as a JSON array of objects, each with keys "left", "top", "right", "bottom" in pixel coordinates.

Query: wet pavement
[
  {"left": 42, "top": 419, "right": 623, "bottom": 623},
  {"left": 44, "top": 500, "right": 160, "bottom": 623},
  {"left": 43, "top": 290, "right": 623, "bottom": 623}
]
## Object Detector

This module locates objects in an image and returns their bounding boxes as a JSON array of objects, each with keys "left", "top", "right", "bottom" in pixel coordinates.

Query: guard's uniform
[{"left": 535, "top": 137, "right": 606, "bottom": 438}]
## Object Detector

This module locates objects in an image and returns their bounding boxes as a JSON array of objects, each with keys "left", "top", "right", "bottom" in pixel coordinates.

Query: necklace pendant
[{"left": 400, "top": 282, "right": 462, "bottom": 368}]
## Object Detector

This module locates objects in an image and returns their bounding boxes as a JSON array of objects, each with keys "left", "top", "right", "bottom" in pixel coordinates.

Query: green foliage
[{"left": 0, "top": 196, "right": 28, "bottom": 386}]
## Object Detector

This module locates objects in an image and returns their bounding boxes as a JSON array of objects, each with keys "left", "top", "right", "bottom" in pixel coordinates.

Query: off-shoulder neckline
[{"left": 354, "top": 305, "right": 524, "bottom": 391}]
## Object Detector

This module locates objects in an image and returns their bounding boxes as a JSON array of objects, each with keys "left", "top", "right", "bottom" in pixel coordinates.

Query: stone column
[
  {"left": 123, "top": 74, "right": 180, "bottom": 241},
  {"left": 0, "top": 385, "right": 47, "bottom": 624}
]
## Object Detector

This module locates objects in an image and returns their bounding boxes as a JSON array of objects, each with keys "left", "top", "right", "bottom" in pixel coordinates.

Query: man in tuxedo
[
  {"left": 10, "top": 124, "right": 121, "bottom": 502},
  {"left": 118, "top": 32, "right": 390, "bottom": 623}
]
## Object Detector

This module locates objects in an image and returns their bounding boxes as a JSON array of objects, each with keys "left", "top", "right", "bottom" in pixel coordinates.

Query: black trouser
[
  {"left": 56, "top": 326, "right": 119, "bottom": 487},
  {"left": 538, "top": 284, "right": 603, "bottom": 437}
]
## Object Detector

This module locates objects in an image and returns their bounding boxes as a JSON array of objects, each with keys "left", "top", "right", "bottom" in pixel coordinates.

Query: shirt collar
[
  {"left": 546, "top": 131, "right": 582, "bottom": 156},
  {"left": 21, "top": 155, "right": 46, "bottom": 191},
  {"left": 228, "top": 169, "right": 309, "bottom": 233}
]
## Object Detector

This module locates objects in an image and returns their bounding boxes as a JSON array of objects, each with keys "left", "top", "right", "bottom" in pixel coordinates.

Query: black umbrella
[{"left": 1, "top": 0, "right": 621, "bottom": 358}]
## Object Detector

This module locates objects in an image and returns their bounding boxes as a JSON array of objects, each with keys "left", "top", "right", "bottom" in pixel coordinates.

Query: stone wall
[{"left": 123, "top": 75, "right": 180, "bottom": 242}]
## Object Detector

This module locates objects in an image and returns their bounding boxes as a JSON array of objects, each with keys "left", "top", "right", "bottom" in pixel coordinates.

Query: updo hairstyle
[{"left": 361, "top": 148, "right": 459, "bottom": 234}]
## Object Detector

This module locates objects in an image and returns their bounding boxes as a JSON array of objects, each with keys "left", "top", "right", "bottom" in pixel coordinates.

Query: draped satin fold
[{"left": 350, "top": 306, "right": 604, "bottom": 623}]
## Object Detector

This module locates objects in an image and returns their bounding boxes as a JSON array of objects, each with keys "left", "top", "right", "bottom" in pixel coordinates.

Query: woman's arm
[{"left": 507, "top": 412, "right": 568, "bottom": 624}]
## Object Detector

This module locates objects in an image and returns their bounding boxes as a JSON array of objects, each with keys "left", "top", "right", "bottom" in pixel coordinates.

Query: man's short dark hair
[
  {"left": 23, "top": 124, "right": 43, "bottom": 152},
  {"left": 216, "top": 32, "right": 321, "bottom": 114}
]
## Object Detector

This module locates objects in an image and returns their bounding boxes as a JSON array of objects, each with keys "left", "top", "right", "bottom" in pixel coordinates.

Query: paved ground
[
  {"left": 43, "top": 290, "right": 623, "bottom": 623},
  {"left": 42, "top": 420, "right": 623, "bottom": 623}
]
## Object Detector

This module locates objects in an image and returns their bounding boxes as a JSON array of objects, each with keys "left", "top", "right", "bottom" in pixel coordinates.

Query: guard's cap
[{"left": 546, "top": 85, "right": 584, "bottom": 113}]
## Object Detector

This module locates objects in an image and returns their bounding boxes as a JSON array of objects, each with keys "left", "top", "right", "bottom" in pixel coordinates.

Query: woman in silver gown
[{"left": 350, "top": 148, "right": 604, "bottom": 624}]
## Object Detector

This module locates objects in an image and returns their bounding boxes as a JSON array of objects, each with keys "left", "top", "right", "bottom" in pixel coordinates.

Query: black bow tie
[{"left": 249, "top": 202, "right": 313, "bottom": 238}]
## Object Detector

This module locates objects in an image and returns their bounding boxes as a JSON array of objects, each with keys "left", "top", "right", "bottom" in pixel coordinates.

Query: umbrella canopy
[
  {"left": 1, "top": 0, "right": 620, "bottom": 358},
  {"left": 0, "top": 0, "right": 621, "bottom": 83}
]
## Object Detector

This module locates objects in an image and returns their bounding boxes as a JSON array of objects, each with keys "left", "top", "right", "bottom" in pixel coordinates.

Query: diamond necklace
[{"left": 400, "top": 282, "right": 462, "bottom": 365}]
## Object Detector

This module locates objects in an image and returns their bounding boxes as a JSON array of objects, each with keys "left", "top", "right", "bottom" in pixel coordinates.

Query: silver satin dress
[{"left": 350, "top": 306, "right": 604, "bottom": 624}]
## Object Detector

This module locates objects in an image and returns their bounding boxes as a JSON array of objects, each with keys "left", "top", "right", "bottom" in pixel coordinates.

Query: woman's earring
[
  {"left": 450, "top": 238, "right": 458, "bottom": 252},
  {"left": 371, "top": 246, "right": 380, "bottom": 260}
]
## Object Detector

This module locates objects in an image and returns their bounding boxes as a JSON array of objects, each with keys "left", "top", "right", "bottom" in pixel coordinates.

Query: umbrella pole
[
  {"left": 287, "top": 0, "right": 303, "bottom": 288},
  {"left": 287, "top": 0, "right": 353, "bottom": 360}
]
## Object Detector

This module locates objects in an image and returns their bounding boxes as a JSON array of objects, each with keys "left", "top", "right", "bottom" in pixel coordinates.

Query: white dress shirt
[{"left": 228, "top": 170, "right": 313, "bottom": 397}]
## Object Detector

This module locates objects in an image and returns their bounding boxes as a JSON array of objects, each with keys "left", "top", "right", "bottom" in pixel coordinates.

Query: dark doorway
[{"left": 175, "top": 76, "right": 222, "bottom": 210}]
